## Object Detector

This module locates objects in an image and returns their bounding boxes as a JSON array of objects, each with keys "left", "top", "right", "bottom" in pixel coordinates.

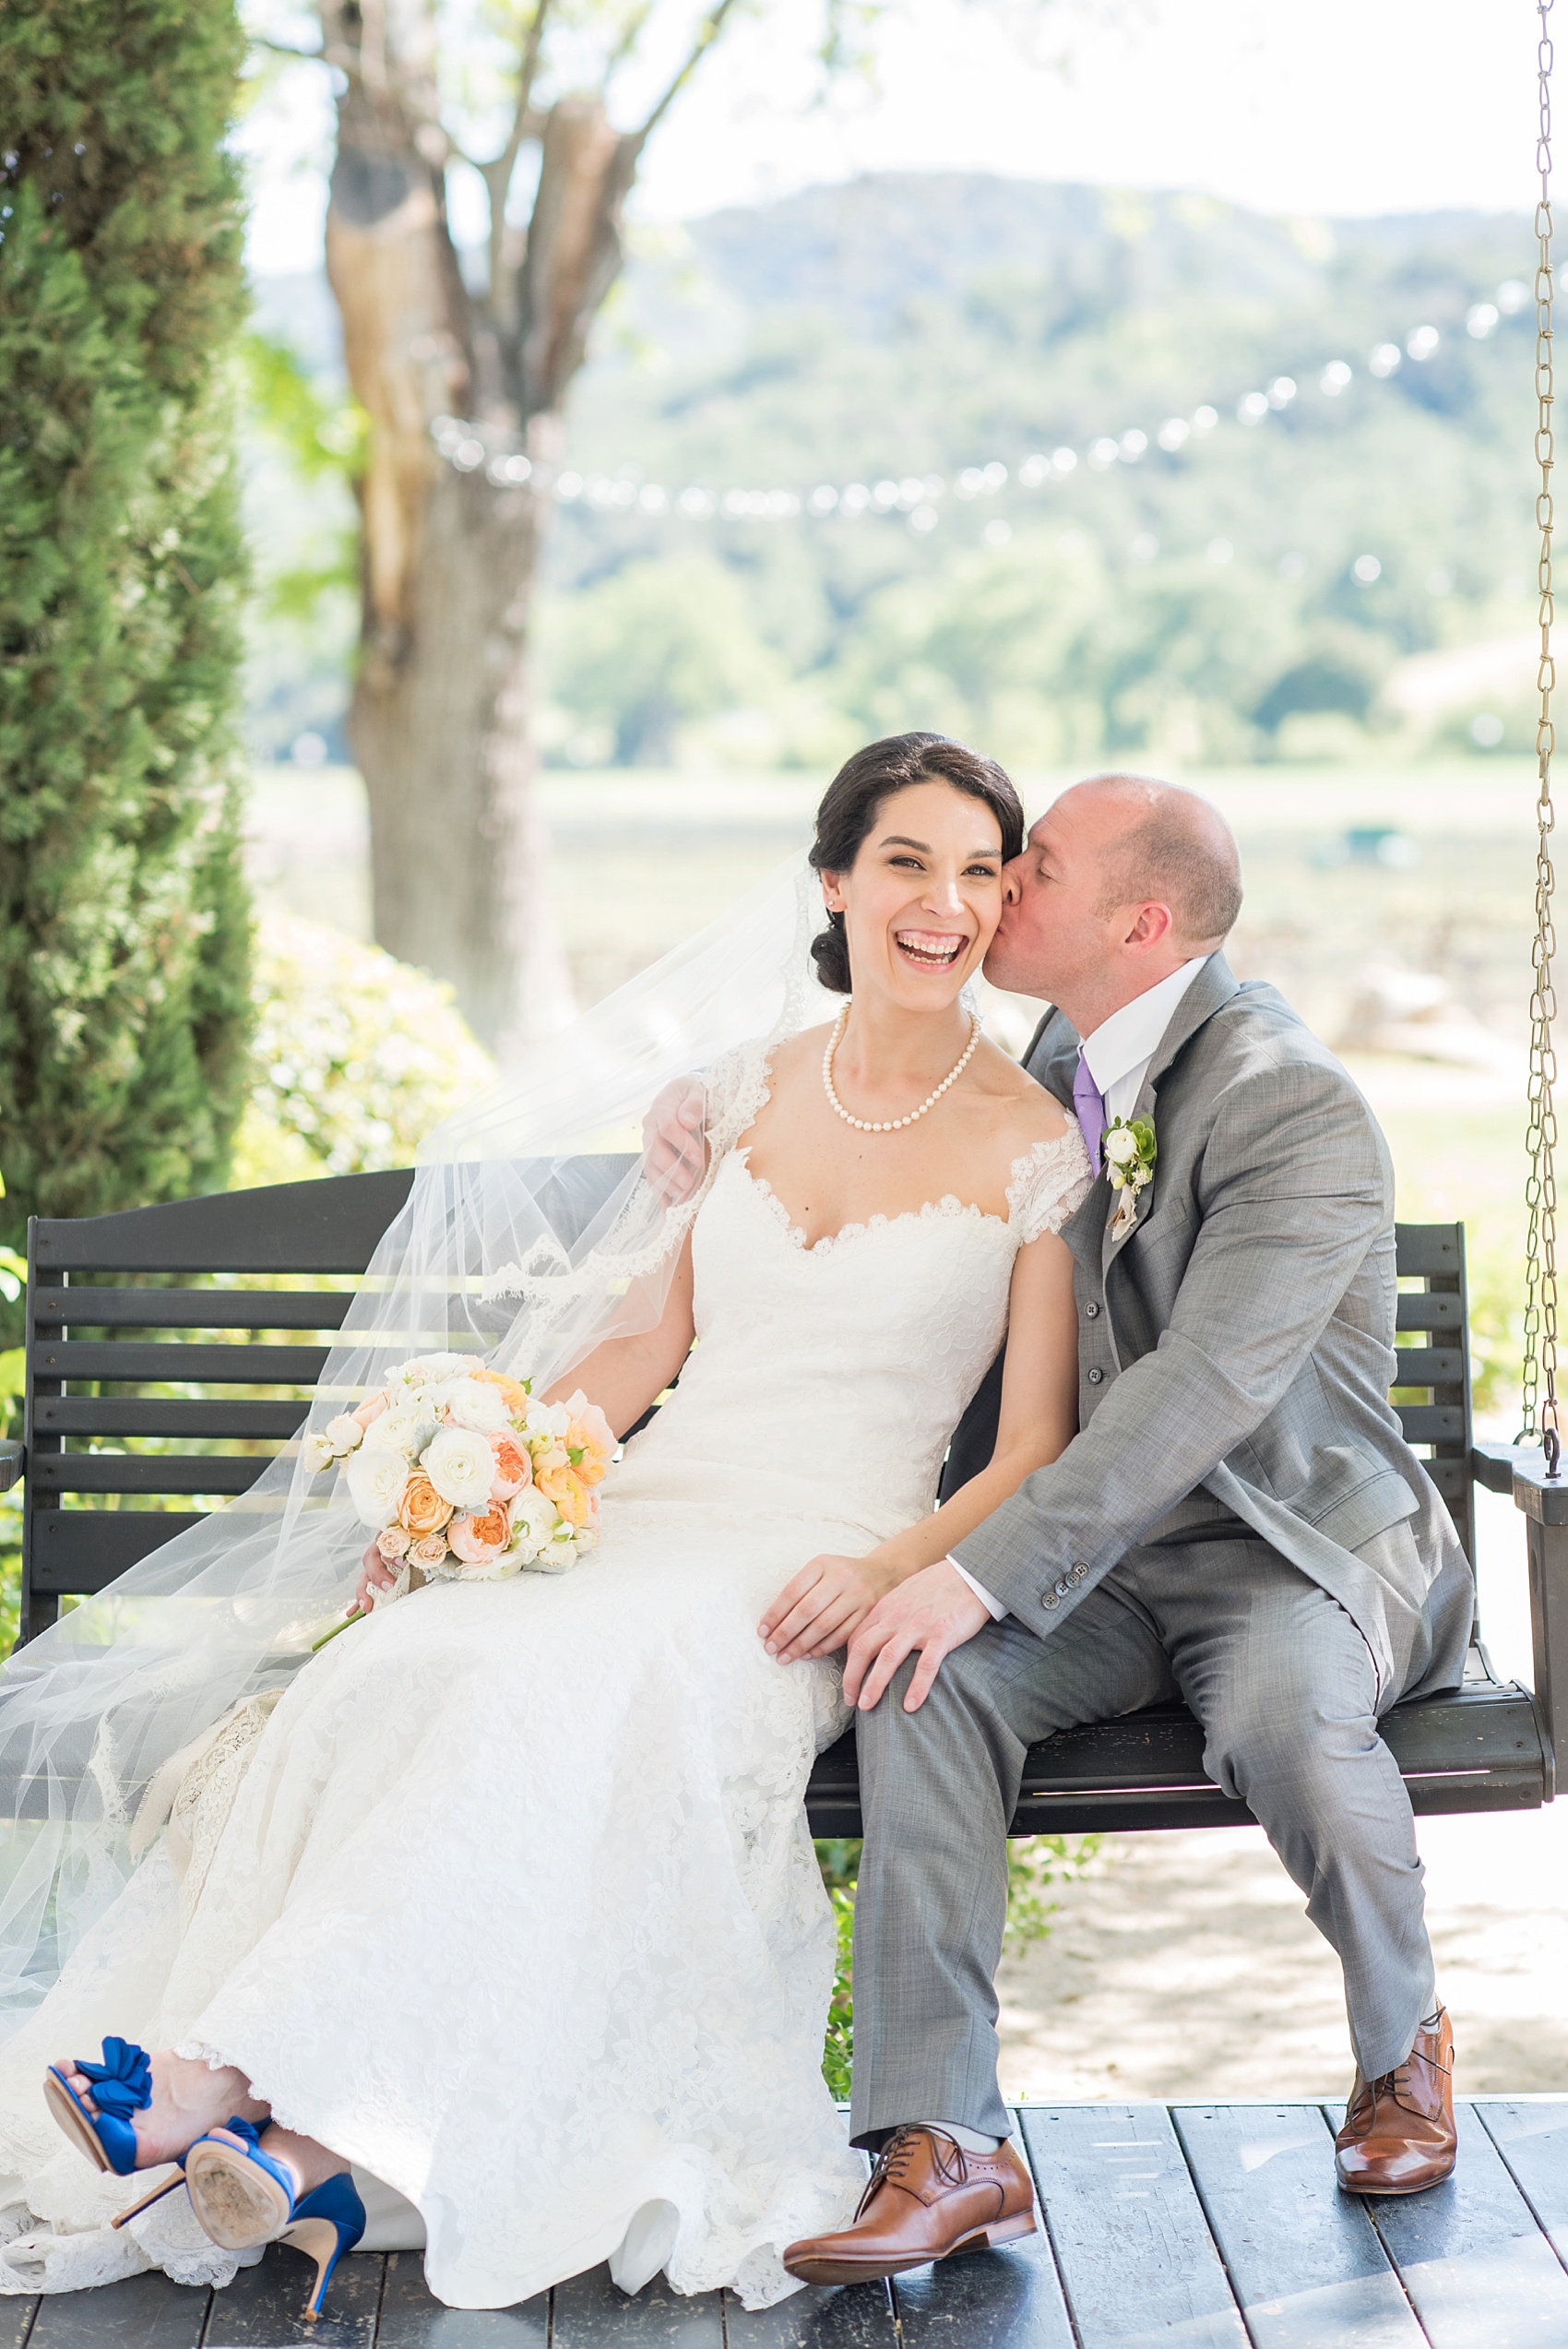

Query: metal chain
[{"left": 1525, "top": 0, "right": 1562, "bottom": 1470}]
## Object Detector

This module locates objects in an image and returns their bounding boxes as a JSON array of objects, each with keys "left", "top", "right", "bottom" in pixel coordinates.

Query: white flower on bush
[
  {"left": 437, "top": 1377, "right": 513, "bottom": 1435},
  {"left": 424, "top": 1425, "right": 497, "bottom": 1510},
  {"left": 347, "top": 1444, "right": 411, "bottom": 1529}
]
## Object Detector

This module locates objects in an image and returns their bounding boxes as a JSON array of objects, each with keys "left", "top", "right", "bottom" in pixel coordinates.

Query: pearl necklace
[{"left": 822, "top": 1005, "right": 981, "bottom": 1133}]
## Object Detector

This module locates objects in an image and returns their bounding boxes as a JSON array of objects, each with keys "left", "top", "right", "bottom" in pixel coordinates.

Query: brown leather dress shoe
[
  {"left": 1335, "top": 2008, "right": 1457, "bottom": 2195},
  {"left": 782, "top": 2125, "right": 1037, "bottom": 2285}
]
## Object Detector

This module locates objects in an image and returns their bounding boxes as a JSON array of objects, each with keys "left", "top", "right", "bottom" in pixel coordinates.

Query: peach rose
[
  {"left": 352, "top": 1391, "right": 389, "bottom": 1431},
  {"left": 376, "top": 1525, "right": 411, "bottom": 1562},
  {"left": 447, "top": 1504, "right": 511, "bottom": 1565},
  {"left": 472, "top": 1367, "right": 530, "bottom": 1415},
  {"left": 537, "top": 1464, "right": 592, "bottom": 1528},
  {"left": 489, "top": 1433, "right": 532, "bottom": 1501},
  {"left": 409, "top": 1531, "right": 452, "bottom": 1569},
  {"left": 398, "top": 1472, "right": 454, "bottom": 1537}
]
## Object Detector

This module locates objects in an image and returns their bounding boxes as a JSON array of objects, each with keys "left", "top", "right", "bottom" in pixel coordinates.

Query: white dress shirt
[{"left": 947, "top": 955, "right": 1214, "bottom": 1622}]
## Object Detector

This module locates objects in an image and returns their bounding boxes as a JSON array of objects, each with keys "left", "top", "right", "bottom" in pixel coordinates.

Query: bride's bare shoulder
[{"left": 971, "top": 1036, "right": 1074, "bottom": 1141}]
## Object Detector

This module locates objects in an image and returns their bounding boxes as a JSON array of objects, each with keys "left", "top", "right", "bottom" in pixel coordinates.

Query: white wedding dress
[{"left": 0, "top": 1043, "right": 1090, "bottom": 2310}]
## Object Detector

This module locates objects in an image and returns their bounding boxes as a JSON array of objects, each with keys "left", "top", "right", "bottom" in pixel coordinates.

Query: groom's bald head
[
  {"left": 984, "top": 770, "right": 1243, "bottom": 1033},
  {"left": 1072, "top": 774, "right": 1242, "bottom": 951}
]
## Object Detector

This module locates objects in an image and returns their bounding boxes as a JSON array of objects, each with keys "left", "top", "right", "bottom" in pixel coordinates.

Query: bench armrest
[
  {"left": 1511, "top": 1449, "right": 1568, "bottom": 1802},
  {"left": 0, "top": 1441, "right": 21, "bottom": 1495},
  {"left": 1471, "top": 1440, "right": 1524, "bottom": 1496}
]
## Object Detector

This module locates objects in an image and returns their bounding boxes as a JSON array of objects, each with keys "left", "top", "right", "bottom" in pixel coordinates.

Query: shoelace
[
  {"left": 856, "top": 2126, "right": 969, "bottom": 2219},
  {"left": 1360, "top": 2044, "right": 1452, "bottom": 2120}
]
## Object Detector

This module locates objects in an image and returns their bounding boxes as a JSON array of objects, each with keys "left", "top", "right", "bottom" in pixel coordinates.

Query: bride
[{"left": 0, "top": 732, "right": 1090, "bottom": 2314}]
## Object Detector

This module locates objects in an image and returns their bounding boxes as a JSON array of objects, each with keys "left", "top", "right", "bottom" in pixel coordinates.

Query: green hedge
[{"left": 0, "top": 0, "right": 254, "bottom": 1334}]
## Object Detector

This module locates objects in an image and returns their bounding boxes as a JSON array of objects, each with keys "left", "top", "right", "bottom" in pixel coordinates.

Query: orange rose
[
  {"left": 398, "top": 1472, "right": 454, "bottom": 1537},
  {"left": 472, "top": 1367, "right": 530, "bottom": 1415},
  {"left": 537, "top": 1464, "right": 591, "bottom": 1528}
]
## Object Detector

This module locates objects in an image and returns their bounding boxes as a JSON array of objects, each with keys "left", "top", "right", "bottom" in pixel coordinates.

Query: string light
[{"left": 428, "top": 277, "right": 1534, "bottom": 527}]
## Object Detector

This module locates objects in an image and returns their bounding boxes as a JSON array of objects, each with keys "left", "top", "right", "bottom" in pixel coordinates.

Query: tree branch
[
  {"left": 249, "top": 31, "right": 360, "bottom": 73},
  {"left": 481, "top": 0, "right": 554, "bottom": 329},
  {"left": 635, "top": 0, "right": 742, "bottom": 142}
]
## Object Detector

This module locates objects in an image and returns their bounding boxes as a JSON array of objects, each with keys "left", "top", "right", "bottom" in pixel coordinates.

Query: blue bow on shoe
[{"left": 75, "top": 2038, "right": 152, "bottom": 2120}]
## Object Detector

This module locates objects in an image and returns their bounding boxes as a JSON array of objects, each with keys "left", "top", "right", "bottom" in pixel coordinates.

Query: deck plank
[
  {"left": 1477, "top": 2103, "right": 1568, "bottom": 2270},
  {"left": 202, "top": 2245, "right": 382, "bottom": 2349},
  {"left": 1330, "top": 2101, "right": 1568, "bottom": 2349},
  {"left": 889, "top": 2116, "right": 1074, "bottom": 2349},
  {"left": 550, "top": 2264, "right": 722, "bottom": 2346},
  {"left": 723, "top": 2282, "right": 897, "bottom": 2345},
  {"left": 29, "top": 2273, "right": 207, "bottom": 2349},
  {"left": 0, "top": 2298, "right": 40, "bottom": 2349},
  {"left": 374, "top": 2254, "right": 546, "bottom": 2349},
  {"left": 1172, "top": 2104, "right": 1422, "bottom": 2349},
  {"left": 1020, "top": 2104, "right": 1247, "bottom": 2347}
]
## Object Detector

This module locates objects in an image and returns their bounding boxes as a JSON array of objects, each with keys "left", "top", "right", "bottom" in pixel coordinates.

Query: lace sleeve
[
  {"left": 1007, "top": 1125, "right": 1096, "bottom": 1245},
  {"left": 702, "top": 1036, "right": 774, "bottom": 1162}
]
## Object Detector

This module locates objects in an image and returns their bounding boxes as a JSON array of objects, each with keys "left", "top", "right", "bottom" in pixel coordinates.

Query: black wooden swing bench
[{"left": 1, "top": 1165, "right": 1566, "bottom": 1836}]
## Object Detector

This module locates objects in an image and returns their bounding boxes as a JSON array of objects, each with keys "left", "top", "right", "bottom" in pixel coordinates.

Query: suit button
[
  {"left": 1053, "top": 1576, "right": 1072, "bottom": 1598},
  {"left": 1087, "top": 1367, "right": 1104, "bottom": 1385},
  {"left": 1085, "top": 1302, "right": 1100, "bottom": 1318},
  {"left": 1071, "top": 1563, "right": 1088, "bottom": 1582},
  {"left": 1042, "top": 1591, "right": 1060, "bottom": 1610}
]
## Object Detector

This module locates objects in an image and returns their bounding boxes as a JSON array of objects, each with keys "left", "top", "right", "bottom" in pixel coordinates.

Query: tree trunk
[{"left": 315, "top": 0, "right": 693, "bottom": 1051}]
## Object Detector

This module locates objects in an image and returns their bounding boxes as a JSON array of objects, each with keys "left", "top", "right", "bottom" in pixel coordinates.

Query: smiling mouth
[{"left": 895, "top": 931, "right": 968, "bottom": 969}]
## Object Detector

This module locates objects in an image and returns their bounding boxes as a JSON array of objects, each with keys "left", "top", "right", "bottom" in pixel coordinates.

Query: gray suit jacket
[{"left": 947, "top": 953, "right": 1474, "bottom": 1699}]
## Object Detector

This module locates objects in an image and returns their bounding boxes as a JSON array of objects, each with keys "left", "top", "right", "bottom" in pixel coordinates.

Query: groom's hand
[
  {"left": 642, "top": 1077, "right": 708, "bottom": 1205},
  {"left": 842, "top": 1561, "right": 991, "bottom": 1714}
]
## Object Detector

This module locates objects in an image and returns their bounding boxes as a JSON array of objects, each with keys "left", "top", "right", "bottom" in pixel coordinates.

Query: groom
[{"left": 780, "top": 772, "right": 1476, "bottom": 2286}]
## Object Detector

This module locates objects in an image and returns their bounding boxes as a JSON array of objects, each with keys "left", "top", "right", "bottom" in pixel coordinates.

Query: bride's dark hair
[{"left": 807, "top": 733, "right": 1026, "bottom": 994}]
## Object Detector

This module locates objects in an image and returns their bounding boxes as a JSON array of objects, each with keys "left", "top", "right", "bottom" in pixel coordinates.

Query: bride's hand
[
  {"left": 759, "top": 1555, "right": 891, "bottom": 1664},
  {"left": 354, "top": 1542, "right": 398, "bottom": 1619}
]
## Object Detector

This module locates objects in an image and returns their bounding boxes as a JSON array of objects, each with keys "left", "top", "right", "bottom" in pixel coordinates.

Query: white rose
[
  {"left": 507, "top": 1488, "right": 558, "bottom": 1557},
  {"left": 1103, "top": 1126, "right": 1141, "bottom": 1166},
  {"left": 527, "top": 1401, "right": 572, "bottom": 1442},
  {"left": 363, "top": 1403, "right": 434, "bottom": 1458},
  {"left": 396, "top": 1352, "right": 473, "bottom": 1389},
  {"left": 423, "top": 1425, "right": 497, "bottom": 1510},
  {"left": 437, "top": 1378, "right": 513, "bottom": 1435},
  {"left": 346, "top": 1444, "right": 410, "bottom": 1529},
  {"left": 324, "top": 1413, "right": 364, "bottom": 1456},
  {"left": 300, "top": 1430, "right": 338, "bottom": 1475},
  {"left": 529, "top": 1532, "right": 581, "bottom": 1576}
]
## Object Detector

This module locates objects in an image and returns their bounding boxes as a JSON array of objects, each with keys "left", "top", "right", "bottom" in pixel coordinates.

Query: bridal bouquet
[{"left": 302, "top": 1353, "right": 614, "bottom": 1596}]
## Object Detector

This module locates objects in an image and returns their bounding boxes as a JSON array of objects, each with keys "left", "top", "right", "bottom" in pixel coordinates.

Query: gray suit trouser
[{"left": 848, "top": 1534, "right": 1438, "bottom": 2145}]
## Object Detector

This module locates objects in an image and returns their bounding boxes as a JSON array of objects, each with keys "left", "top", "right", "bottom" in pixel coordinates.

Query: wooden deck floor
[{"left": 6, "top": 2100, "right": 1567, "bottom": 2349}]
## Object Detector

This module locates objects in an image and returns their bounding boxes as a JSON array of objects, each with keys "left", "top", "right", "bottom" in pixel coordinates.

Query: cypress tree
[{"left": 0, "top": 0, "right": 254, "bottom": 1306}]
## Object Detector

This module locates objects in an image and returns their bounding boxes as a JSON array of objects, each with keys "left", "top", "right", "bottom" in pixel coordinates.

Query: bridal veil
[{"left": 0, "top": 855, "right": 835, "bottom": 2036}]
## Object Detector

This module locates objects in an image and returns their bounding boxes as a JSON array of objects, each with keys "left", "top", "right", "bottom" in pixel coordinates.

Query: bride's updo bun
[{"left": 807, "top": 733, "right": 1026, "bottom": 993}]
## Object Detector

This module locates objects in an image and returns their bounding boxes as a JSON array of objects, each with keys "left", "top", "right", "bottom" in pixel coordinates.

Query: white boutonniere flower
[{"left": 1104, "top": 1114, "right": 1157, "bottom": 1239}]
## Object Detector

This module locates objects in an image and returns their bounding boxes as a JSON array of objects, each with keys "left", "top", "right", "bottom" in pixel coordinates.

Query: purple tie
[{"left": 1073, "top": 1055, "right": 1106, "bottom": 1171}]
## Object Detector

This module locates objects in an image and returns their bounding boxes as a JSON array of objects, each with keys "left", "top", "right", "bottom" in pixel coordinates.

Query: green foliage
[
  {"left": 242, "top": 332, "right": 363, "bottom": 623},
  {"left": 233, "top": 916, "right": 495, "bottom": 1184},
  {"left": 814, "top": 1830, "right": 1099, "bottom": 2092},
  {"left": 0, "top": 0, "right": 255, "bottom": 1323}
]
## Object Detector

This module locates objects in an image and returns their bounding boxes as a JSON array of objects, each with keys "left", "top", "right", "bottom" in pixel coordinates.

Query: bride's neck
[{"left": 834, "top": 995, "right": 974, "bottom": 1097}]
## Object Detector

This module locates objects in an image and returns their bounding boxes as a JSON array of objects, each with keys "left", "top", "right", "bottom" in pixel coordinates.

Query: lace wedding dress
[{"left": 0, "top": 1043, "right": 1090, "bottom": 2310}]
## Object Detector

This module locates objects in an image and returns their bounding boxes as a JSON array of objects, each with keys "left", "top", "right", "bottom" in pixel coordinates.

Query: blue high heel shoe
[
  {"left": 184, "top": 2119, "right": 365, "bottom": 2321},
  {"left": 44, "top": 2038, "right": 154, "bottom": 2177}
]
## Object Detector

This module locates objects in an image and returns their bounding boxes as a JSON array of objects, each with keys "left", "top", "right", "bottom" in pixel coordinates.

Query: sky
[{"left": 242, "top": 0, "right": 1541, "bottom": 276}]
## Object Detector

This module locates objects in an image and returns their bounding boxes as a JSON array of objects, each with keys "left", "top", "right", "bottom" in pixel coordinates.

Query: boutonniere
[{"left": 1103, "top": 1114, "right": 1157, "bottom": 1239}]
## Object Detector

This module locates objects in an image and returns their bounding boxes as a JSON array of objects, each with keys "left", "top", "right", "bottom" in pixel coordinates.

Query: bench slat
[
  {"left": 33, "top": 1341, "right": 332, "bottom": 1384},
  {"left": 30, "top": 1455, "right": 271, "bottom": 1495},
  {"left": 1394, "top": 1222, "right": 1462, "bottom": 1275},
  {"left": 30, "top": 1511, "right": 214, "bottom": 1588},
  {"left": 1395, "top": 1402, "right": 1467, "bottom": 1442},
  {"left": 36, "top": 1399, "right": 306, "bottom": 1440},
  {"left": 1390, "top": 1347, "right": 1466, "bottom": 1386},
  {"left": 1395, "top": 1291, "right": 1463, "bottom": 1329},
  {"left": 33, "top": 1289, "right": 356, "bottom": 1330}
]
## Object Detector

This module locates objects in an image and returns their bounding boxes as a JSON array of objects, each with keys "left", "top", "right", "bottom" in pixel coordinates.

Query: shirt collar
[{"left": 1079, "top": 956, "right": 1214, "bottom": 1097}]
